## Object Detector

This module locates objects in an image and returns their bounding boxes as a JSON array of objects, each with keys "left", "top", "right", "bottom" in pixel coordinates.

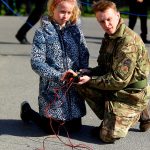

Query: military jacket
[
  {"left": 89, "top": 18, "right": 150, "bottom": 108},
  {"left": 90, "top": 18, "right": 149, "bottom": 90}
]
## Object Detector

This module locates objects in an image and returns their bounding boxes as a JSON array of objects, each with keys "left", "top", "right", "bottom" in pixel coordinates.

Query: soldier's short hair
[{"left": 92, "top": 0, "right": 118, "bottom": 13}]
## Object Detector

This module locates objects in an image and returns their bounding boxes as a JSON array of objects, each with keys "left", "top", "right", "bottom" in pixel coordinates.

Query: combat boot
[
  {"left": 139, "top": 101, "right": 150, "bottom": 132},
  {"left": 139, "top": 120, "right": 150, "bottom": 132}
]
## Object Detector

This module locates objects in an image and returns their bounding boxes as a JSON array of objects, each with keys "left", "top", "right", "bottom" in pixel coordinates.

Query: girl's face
[{"left": 53, "top": 1, "right": 75, "bottom": 27}]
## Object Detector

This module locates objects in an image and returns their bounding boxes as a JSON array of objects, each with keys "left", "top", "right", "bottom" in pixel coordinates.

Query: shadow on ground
[
  {"left": 0, "top": 119, "right": 105, "bottom": 145},
  {"left": 0, "top": 41, "right": 31, "bottom": 45},
  {"left": 0, "top": 119, "right": 141, "bottom": 146}
]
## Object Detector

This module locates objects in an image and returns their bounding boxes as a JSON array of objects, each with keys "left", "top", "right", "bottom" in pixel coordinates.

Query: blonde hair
[
  {"left": 47, "top": 0, "right": 81, "bottom": 24},
  {"left": 92, "top": 0, "right": 118, "bottom": 13}
]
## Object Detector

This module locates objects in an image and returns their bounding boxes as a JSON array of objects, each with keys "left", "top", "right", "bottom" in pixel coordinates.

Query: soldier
[{"left": 62, "top": 0, "right": 150, "bottom": 143}]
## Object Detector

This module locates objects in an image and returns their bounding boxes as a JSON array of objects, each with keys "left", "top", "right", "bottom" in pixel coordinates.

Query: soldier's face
[{"left": 96, "top": 8, "right": 120, "bottom": 35}]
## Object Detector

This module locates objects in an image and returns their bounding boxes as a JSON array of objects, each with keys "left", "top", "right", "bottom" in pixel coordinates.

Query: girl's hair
[
  {"left": 92, "top": 0, "right": 118, "bottom": 13},
  {"left": 47, "top": 0, "right": 81, "bottom": 23}
]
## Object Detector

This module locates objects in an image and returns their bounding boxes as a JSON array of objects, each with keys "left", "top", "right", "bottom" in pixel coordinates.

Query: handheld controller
[{"left": 65, "top": 72, "right": 82, "bottom": 83}]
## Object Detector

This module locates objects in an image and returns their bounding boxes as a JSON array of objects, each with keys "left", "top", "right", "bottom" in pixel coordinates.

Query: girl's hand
[{"left": 61, "top": 69, "right": 77, "bottom": 81}]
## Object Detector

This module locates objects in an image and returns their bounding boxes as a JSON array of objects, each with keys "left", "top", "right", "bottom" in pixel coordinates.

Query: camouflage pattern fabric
[
  {"left": 77, "top": 85, "right": 147, "bottom": 143},
  {"left": 77, "top": 18, "right": 150, "bottom": 143},
  {"left": 140, "top": 86, "right": 150, "bottom": 121}
]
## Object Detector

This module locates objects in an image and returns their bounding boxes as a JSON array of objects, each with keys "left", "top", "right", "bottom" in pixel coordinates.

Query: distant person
[
  {"left": 15, "top": 0, "right": 48, "bottom": 44},
  {"left": 20, "top": 0, "right": 89, "bottom": 134},
  {"left": 128, "top": 0, "right": 149, "bottom": 43},
  {"left": 6, "top": 0, "right": 14, "bottom": 15},
  {"left": 25, "top": 0, "right": 32, "bottom": 15},
  {"left": 15, "top": 0, "right": 22, "bottom": 13}
]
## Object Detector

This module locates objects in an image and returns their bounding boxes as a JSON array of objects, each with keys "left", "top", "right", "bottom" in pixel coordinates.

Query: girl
[{"left": 20, "top": 0, "right": 89, "bottom": 134}]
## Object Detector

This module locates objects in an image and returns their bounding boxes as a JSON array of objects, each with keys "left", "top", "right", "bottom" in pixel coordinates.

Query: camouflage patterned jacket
[{"left": 88, "top": 18, "right": 150, "bottom": 107}]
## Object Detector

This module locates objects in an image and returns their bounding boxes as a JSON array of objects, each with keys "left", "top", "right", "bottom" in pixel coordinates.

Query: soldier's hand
[
  {"left": 77, "top": 75, "right": 91, "bottom": 85},
  {"left": 137, "top": 0, "right": 143, "bottom": 3}
]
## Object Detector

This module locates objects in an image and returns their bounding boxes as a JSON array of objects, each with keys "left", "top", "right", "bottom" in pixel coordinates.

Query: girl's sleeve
[{"left": 31, "top": 29, "right": 62, "bottom": 81}]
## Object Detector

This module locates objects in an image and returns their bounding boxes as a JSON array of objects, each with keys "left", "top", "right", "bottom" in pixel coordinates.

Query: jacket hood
[
  {"left": 40, "top": 15, "right": 81, "bottom": 33},
  {"left": 41, "top": 15, "right": 80, "bottom": 33}
]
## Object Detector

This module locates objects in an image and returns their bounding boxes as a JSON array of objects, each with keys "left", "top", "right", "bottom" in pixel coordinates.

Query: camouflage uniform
[{"left": 78, "top": 18, "right": 150, "bottom": 143}]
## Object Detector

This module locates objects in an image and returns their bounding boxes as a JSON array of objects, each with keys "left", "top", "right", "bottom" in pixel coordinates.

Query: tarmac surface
[{"left": 0, "top": 16, "right": 150, "bottom": 150}]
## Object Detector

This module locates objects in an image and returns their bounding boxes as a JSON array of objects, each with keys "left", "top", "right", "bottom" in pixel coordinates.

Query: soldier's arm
[{"left": 88, "top": 43, "right": 138, "bottom": 90}]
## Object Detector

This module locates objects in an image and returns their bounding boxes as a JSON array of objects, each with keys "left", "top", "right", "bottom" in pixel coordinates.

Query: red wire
[{"left": 39, "top": 79, "right": 94, "bottom": 150}]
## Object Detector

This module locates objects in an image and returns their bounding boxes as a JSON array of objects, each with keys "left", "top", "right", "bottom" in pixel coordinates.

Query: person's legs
[
  {"left": 6, "top": 0, "right": 14, "bottom": 15},
  {"left": 78, "top": 88, "right": 141, "bottom": 143},
  {"left": 16, "top": 0, "right": 47, "bottom": 44},
  {"left": 140, "top": 15, "right": 148, "bottom": 43},
  {"left": 128, "top": 15, "right": 137, "bottom": 30},
  {"left": 128, "top": 1, "right": 138, "bottom": 30},
  {"left": 78, "top": 84, "right": 146, "bottom": 143},
  {"left": 99, "top": 101, "right": 140, "bottom": 143},
  {"left": 20, "top": 101, "right": 60, "bottom": 134},
  {"left": 25, "top": 0, "right": 32, "bottom": 15},
  {"left": 21, "top": 101, "right": 84, "bottom": 134},
  {"left": 77, "top": 84, "right": 105, "bottom": 120},
  {"left": 99, "top": 86, "right": 148, "bottom": 143},
  {"left": 65, "top": 118, "right": 82, "bottom": 132}
]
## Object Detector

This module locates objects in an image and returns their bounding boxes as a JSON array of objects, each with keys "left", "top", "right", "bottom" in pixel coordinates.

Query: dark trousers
[
  {"left": 16, "top": 0, "right": 48, "bottom": 38},
  {"left": 29, "top": 108, "right": 82, "bottom": 134},
  {"left": 129, "top": 15, "right": 147, "bottom": 40},
  {"left": 128, "top": 0, "right": 148, "bottom": 40}
]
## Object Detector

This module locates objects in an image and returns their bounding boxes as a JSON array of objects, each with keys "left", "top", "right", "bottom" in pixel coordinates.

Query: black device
[{"left": 65, "top": 72, "right": 82, "bottom": 83}]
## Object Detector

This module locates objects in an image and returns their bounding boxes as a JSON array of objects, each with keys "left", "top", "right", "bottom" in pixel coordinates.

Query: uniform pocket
[{"left": 116, "top": 88, "right": 147, "bottom": 106}]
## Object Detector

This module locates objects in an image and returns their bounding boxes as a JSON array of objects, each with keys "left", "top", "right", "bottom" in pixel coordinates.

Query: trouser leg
[
  {"left": 16, "top": 0, "right": 47, "bottom": 38},
  {"left": 30, "top": 108, "right": 82, "bottom": 134},
  {"left": 30, "top": 109, "right": 61, "bottom": 134},
  {"left": 77, "top": 84, "right": 143, "bottom": 143},
  {"left": 99, "top": 101, "right": 140, "bottom": 143},
  {"left": 77, "top": 84, "right": 105, "bottom": 120},
  {"left": 128, "top": 15, "right": 137, "bottom": 30},
  {"left": 140, "top": 15, "right": 148, "bottom": 41}
]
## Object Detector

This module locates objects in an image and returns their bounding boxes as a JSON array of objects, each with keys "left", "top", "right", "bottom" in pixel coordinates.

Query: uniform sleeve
[
  {"left": 89, "top": 43, "right": 138, "bottom": 90},
  {"left": 31, "top": 29, "right": 62, "bottom": 81}
]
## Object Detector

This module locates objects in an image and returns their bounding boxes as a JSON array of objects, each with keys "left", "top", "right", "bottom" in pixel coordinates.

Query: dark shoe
[
  {"left": 145, "top": 40, "right": 150, "bottom": 44},
  {"left": 15, "top": 34, "right": 30, "bottom": 44},
  {"left": 90, "top": 126, "right": 100, "bottom": 139},
  {"left": 139, "top": 120, "right": 150, "bottom": 132},
  {"left": 20, "top": 101, "right": 32, "bottom": 122},
  {"left": 141, "top": 37, "right": 150, "bottom": 44},
  {"left": 65, "top": 118, "right": 82, "bottom": 132}
]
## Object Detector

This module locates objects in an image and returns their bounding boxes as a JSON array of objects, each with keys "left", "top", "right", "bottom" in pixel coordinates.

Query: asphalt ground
[{"left": 0, "top": 16, "right": 150, "bottom": 150}]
